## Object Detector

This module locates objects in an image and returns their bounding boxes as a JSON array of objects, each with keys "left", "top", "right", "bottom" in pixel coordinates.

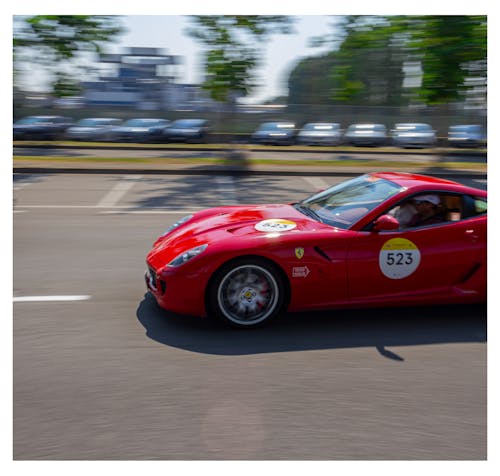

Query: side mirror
[{"left": 373, "top": 214, "right": 400, "bottom": 231}]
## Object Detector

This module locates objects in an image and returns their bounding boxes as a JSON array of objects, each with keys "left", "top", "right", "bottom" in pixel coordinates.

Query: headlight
[
  {"left": 167, "top": 244, "right": 208, "bottom": 267},
  {"left": 161, "top": 214, "right": 193, "bottom": 237}
]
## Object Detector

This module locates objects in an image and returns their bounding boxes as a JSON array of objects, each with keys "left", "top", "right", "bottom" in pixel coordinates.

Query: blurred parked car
[
  {"left": 111, "top": 118, "right": 170, "bottom": 142},
  {"left": 344, "top": 123, "right": 388, "bottom": 146},
  {"left": 296, "top": 123, "right": 343, "bottom": 146},
  {"left": 163, "top": 119, "right": 209, "bottom": 143},
  {"left": 251, "top": 122, "right": 296, "bottom": 145},
  {"left": 65, "top": 118, "right": 123, "bottom": 141},
  {"left": 13, "top": 115, "right": 73, "bottom": 141},
  {"left": 391, "top": 123, "right": 437, "bottom": 148},
  {"left": 448, "top": 125, "right": 486, "bottom": 148}
]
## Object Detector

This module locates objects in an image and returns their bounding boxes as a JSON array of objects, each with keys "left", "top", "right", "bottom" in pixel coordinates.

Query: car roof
[
  {"left": 394, "top": 122, "right": 430, "bottom": 126},
  {"left": 371, "top": 172, "right": 486, "bottom": 196}
]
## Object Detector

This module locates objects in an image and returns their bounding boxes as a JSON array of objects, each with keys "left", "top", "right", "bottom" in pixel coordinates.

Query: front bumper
[{"left": 144, "top": 266, "right": 207, "bottom": 317}]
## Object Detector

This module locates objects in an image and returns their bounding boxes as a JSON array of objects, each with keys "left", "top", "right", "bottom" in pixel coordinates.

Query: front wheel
[{"left": 207, "top": 258, "right": 286, "bottom": 328}]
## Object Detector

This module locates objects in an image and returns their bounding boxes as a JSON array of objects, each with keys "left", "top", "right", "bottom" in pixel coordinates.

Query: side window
[
  {"left": 440, "top": 194, "right": 462, "bottom": 222},
  {"left": 387, "top": 193, "right": 466, "bottom": 229},
  {"left": 475, "top": 198, "right": 487, "bottom": 214},
  {"left": 463, "top": 195, "right": 487, "bottom": 218}
]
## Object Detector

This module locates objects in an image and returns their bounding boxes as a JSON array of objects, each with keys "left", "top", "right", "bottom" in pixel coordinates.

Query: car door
[{"left": 346, "top": 216, "right": 485, "bottom": 305}]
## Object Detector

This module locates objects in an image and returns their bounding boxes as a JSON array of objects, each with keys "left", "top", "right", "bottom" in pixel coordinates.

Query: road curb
[{"left": 13, "top": 163, "right": 487, "bottom": 180}]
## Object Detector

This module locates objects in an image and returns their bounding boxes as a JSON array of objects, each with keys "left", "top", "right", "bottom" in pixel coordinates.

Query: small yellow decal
[{"left": 295, "top": 247, "right": 305, "bottom": 259}]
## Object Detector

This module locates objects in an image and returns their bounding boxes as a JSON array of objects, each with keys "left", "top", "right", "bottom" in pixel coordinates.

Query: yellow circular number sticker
[{"left": 379, "top": 238, "right": 421, "bottom": 279}]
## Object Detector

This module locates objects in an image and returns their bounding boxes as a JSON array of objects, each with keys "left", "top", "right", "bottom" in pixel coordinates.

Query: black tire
[{"left": 207, "top": 258, "right": 287, "bottom": 328}]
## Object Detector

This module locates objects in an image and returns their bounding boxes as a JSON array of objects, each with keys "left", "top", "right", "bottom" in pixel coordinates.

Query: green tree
[
  {"left": 288, "top": 53, "right": 339, "bottom": 106},
  {"left": 288, "top": 16, "right": 408, "bottom": 107},
  {"left": 408, "top": 15, "right": 486, "bottom": 104},
  {"left": 186, "top": 15, "right": 294, "bottom": 102},
  {"left": 14, "top": 15, "right": 123, "bottom": 96},
  {"left": 330, "top": 16, "right": 407, "bottom": 105},
  {"left": 288, "top": 15, "right": 486, "bottom": 107}
]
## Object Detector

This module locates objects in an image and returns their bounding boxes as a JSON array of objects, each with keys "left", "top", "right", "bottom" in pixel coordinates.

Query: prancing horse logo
[{"left": 295, "top": 247, "right": 304, "bottom": 260}]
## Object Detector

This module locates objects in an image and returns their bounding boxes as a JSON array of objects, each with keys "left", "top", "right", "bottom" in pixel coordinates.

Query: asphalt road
[{"left": 13, "top": 172, "right": 487, "bottom": 460}]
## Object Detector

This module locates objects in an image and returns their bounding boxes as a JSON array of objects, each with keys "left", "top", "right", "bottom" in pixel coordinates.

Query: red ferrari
[{"left": 145, "top": 172, "right": 487, "bottom": 328}]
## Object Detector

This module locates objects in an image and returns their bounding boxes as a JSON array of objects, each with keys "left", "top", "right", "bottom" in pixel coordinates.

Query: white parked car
[
  {"left": 391, "top": 123, "right": 437, "bottom": 148},
  {"left": 297, "top": 123, "right": 343, "bottom": 146}
]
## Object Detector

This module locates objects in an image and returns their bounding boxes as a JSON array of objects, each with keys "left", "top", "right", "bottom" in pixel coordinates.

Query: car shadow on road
[{"left": 136, "top": 293, "right": 486, "bottom": 359}]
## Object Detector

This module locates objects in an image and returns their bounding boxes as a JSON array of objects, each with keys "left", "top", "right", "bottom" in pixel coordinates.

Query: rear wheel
[{"left": 208, "top": 258, "right": 286, "bottom": 328}]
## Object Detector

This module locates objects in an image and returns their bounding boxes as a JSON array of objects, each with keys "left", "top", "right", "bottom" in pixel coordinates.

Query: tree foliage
[
  {"left": 288, "top": 15, "right": 487, "bottom": 107},
  {"left": 14, "top": 15, "right": 123, "bottom": 96},
  {"left": 186, "top": 15, "right": 294, "bottom": 102},
  {"left": 408, "top": 16, "right": 487, "bottom": 104}
]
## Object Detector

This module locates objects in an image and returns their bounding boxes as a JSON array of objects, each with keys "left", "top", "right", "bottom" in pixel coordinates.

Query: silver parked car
[
  {"left": 13, "top": 115, "right": 74, "bottom": 141},
  {"left": 391, "top": 123, "right": 437, "bottom": 148},
  {"left": 162, "top": 119, "right": 209, "bottom": 143},
  {"left": 251, "top": 122, "right": 296, "bottom": 145},
  {"left": 296, "top": 123, "right": 343, "bottom": 146},
  {"left": 448, "top": 125, "right": 486, "bottom": 148},
  {"left": 111, "top": 118, "right": 170, "bottom": 142},
  {"left": 65, "top": 118, "right": 123, "bottom": 141},
  {"left": 344, "top": 123, "right": 388, "bottom": 146}
]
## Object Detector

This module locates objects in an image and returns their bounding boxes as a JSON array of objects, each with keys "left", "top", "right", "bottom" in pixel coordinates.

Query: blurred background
[{"left": 12, "top": 14, "right": 487, "bottom": 142}]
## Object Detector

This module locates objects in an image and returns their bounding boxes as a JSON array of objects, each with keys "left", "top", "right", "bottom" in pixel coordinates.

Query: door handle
[{"left": 465, "top": 229, "right": 479, "bottom": 242}]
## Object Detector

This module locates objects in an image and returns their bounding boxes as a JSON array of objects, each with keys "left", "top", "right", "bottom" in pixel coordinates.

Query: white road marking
[
  {"left": 302, "top": 176, "right": 330, "bottom": 191},
  {"left": 13, "top": 295, "right": 91, "bottom": 303},
  {"left": 98, "top": 209, "right": 202, "bottom": 215},
  {"left": 16, "top": 205, "right": 118, "bottom": 209},
  {"left": 13, "top": 205, "right": 204, "bottom": 214},
  {"left": 96, "top": 174, "right": 142, "bottom": 208}
]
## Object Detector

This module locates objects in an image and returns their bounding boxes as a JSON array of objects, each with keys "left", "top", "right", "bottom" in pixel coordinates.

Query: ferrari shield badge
[{"left": 295, "top": 247, "right": 305, "bottom": 259}]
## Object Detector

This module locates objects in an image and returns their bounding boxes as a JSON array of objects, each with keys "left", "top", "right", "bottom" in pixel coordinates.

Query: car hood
[
  {"left": 114, "top": 126, "right": 152, "bottom": 132},
  {"left": 394, "top": 131, "right": 434, "bottom": 137},
  {"left": 254, "top": 130, "right": 294, "bottom": 136},
  {"left": 299, "top": 130, "right": 339, "bottom": 137},
  {"left": 347, "top": 130, "right": 385, "bottom": 136},
  {"left": 147, "top": 204, "right": 329, "bottom": 268},
  {"left": 14, "top": 124, "right": 55, "bottom": 130},
  {"left": 68, "top": 126, "right": 104, "bottom": 132},
  {"left": 166, "top": 127, "right": 200, "bottom": 133}
]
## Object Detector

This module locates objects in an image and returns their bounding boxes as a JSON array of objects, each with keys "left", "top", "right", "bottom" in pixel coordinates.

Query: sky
[
  {"left": 12, "top": 14, "right": 336, "bottom": 104},
  {"left": 10, "top": 2, "right": 498, "bottom": 105}
]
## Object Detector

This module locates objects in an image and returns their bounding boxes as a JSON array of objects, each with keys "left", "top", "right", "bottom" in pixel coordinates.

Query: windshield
[
  {"left": 16, "top": 116, "right": 56, "bottom": 125},
  {"left": 171, "top": 119, "right": 203, "bottom": 128},
  {"left": 303, "top": 123, "right": 338, "bottom": 131},
  {"left": 450, "top": 125, "right": 480, "bottom": 133},
  {"left": 259, "top": 122, "right": 294, "bottom": 132},
  {"left": 395, "top": 124, "right": 432, "bottom": 132},
  {"left": 77, "top": 118, "right": 115, "bottom": 127},
  {"left": 123, "top": 119, "right": 164, "bottom": 127},
  {"left": 297, "top": 175, "right": 402, "bottom": 229},
  {"left": 348, "top": 124, "right": 386, "bottom": 133}
]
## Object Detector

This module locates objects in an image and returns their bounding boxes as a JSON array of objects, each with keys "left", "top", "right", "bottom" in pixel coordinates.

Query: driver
[{"left": 409, "top": 194, "right": 444, "bottom": 226}]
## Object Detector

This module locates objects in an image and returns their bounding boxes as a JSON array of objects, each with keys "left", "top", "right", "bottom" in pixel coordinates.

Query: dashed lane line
[
  {"left": 302, "top": 176, "right": 330, "bottom": 191},
  {"left": 95, "top": 174, "right": 143, "bottom": 208},
  {"left": 13, "top": 295, "right": 91, "bottom": 303}
]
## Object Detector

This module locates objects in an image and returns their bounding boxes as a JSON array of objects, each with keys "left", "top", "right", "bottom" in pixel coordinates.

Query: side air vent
[{"left": 314, "top": 246, "right": 332, "bottom": 262}]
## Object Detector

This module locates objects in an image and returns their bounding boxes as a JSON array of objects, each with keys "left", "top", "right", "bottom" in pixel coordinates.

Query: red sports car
[{"left": 145, "top": 172, "right": 487, "bottom": 328}]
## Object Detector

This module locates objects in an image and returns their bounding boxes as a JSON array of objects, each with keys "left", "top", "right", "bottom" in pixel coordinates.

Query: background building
[{"left": 82, "top": 47, "right": 213, "bottom": 111}]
